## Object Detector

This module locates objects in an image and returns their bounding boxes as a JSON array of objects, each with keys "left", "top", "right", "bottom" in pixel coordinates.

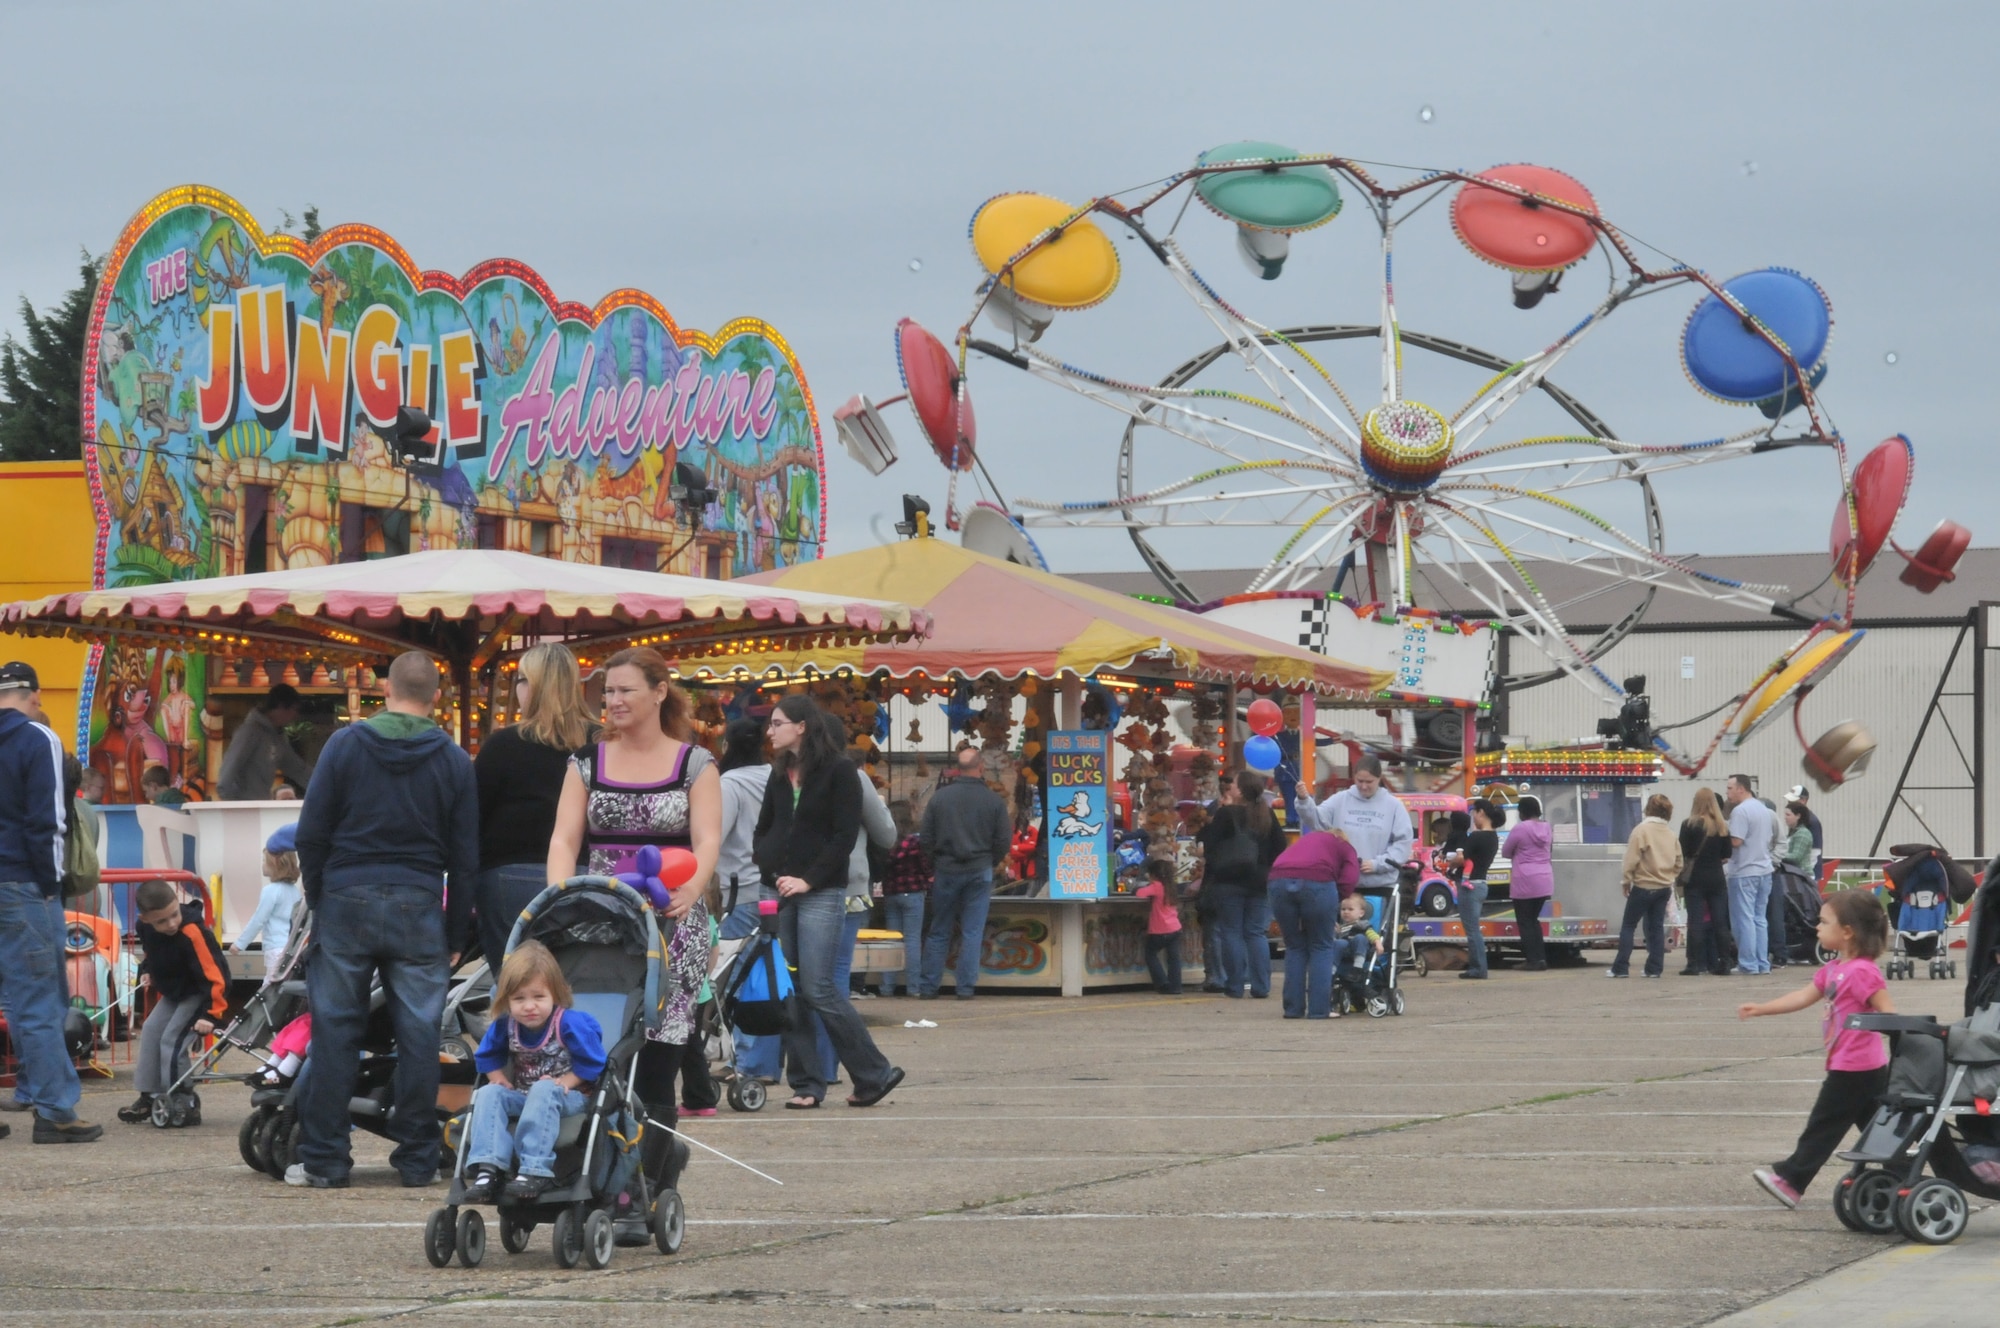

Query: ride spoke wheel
[
  {"left": 551, "top": 1207, "right": 583, "bottom": 1269},
  {"left": 653, "top": 1189, "right": 686, "bottom": 1255},
  {"left": 423, "top": 1209, "right": 456, "bottom": 1268},
  {"left": 1849, "top": 1170, "right": 1899, "bottom": 1235},
  {"left": 240, "top": 1112, "right": 266, "bottom": 1171},
  {"left": 583, "top": 1209, "right": 616, "bottom": 1269},
  {"left": 500, "top": 1213, "right": 533, "bottom": 1255},
  {"left": 1897, "top": 1178, "right": 1968, "bottom": 1245},
  {"left": 456, "top": 1208, "right": 486, "bottom": 1268}
]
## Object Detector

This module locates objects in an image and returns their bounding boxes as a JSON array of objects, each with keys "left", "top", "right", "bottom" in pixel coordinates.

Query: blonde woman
[
  {"left": 1678, "top": 786, "right": 1736, "bottom": 975},
  {"left": 473, "top": 644, "right": 596, "bottom": 968}
]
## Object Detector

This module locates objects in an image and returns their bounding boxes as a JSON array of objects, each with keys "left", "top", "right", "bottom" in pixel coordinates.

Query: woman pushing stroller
[{"left": 460, "top": 941, "right": 605, "bottom": 1204}]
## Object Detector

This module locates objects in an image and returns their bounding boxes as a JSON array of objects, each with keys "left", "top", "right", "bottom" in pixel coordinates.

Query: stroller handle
[{"left": 1847, "top": 1013, "right": 1944, "bottom": 1036}]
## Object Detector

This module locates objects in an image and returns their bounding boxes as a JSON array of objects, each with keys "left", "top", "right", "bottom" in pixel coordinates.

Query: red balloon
[
  {"left": 1246, "top": 698, "right": 1284, "bottom": 736},
  {"left": 656, "top": 848, "right": 700, "bottom": 890}
]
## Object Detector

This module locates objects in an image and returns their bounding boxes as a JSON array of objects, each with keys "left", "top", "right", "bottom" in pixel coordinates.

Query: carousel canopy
[
  {"left": 0, "top": 548, "right": 928, "bottom": 672},
  {"left": 725, "top": 538, "right": 1390, "bottom": 696}
]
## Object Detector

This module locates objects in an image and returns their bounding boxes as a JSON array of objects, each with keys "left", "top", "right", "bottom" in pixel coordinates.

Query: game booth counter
[{"left": 688, "top": 534, "right": 1391, "bottom": 995}]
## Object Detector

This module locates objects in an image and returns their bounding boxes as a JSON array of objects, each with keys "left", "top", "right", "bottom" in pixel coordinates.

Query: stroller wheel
[
  {"left": 1897, "top": 1178, "right": 1968, "bottom": 1245},
  {"left": 500, "top": 1212, "right": 534, "bottom": 1255},
  {"left": 1387, "top": 989, "right": 1406, "bottom": 1016},
  {"left": 729, "top": 1079, "right": 767, "bottom": 1113},
  {"left": 1833, "top": 1170, "right": 1865, "bottom": 1232},
  {"left": 455, "top": 1208, "right": 486, "bottom": 1267},
  {"left": 423, "top": 1208, "right": 457, "bottom": 1268},
  {"left": 239, "top": 1112, "right": 267, "bottom": 1171},
  {"left": 1410, "top": 950, "right": 1429, "bottom": 979},
  {"left": 653, "top": 1189, "right": 686, "bottom": 1255},
  {"left": 1366, "top": 994, "right": 1389, "bottom": 1019},
  {"left": 1849, "top": 1170, "right": 1899, "bottom": 1235},
  {"left": 582, "top": 1209, "right": 616, "bottom": 1269},
  {"left": 551, "top": 1207, "right": 583, "bottom": 1269},
  {"left": 258, "top": 1115, "right": 290, "bottom": 1179},
  {"left": 149, "top": 1097, "right": 172, "bottom": 1128}
]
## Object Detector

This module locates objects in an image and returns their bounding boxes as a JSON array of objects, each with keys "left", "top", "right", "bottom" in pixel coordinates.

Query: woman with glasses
[{"left": 752, "top": 694, "right": 905, "bottom": 1110}]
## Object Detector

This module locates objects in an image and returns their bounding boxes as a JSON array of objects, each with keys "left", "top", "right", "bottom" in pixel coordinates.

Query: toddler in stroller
[
  {"left": 459, "top": 940, "right": 606, "bottom": 1205},
  {"left": 428, "top": 876, "right": 687, "bottom": 1271},
  {"left": 1334, "top": 887, "right": 1408, "bottom": 1018}
]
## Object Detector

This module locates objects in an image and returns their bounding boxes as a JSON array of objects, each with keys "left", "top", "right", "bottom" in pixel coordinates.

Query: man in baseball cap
[{"left": 0, "top": 660, "right": 103, "bottom": 1142}]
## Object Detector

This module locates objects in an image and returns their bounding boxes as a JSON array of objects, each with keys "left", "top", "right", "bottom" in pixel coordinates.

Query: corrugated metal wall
[{"left": 1502, "top": 621, "right": 1984, "bottom": 859}]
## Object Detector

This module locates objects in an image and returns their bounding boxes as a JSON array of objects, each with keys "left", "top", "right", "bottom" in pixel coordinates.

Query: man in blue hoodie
[
  {"left": 290, "top": 652, "right": 477, "bottom": 1188},
  {"left": 0, "top": 661, "right": 103, "bottom": 1143}
]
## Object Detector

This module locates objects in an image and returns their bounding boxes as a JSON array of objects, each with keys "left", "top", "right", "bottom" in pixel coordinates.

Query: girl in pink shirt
[
  {"left": 1135, "top": 859, "right": 1184, "bottom": 995},
  {"left": 1738, "top": 890, "right": 1893, "bottom": 1208}
]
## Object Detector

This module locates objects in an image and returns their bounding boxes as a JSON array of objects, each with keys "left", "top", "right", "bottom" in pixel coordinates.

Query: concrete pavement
[{"left": 1, "top": 960, "right": 1987, "bottom": 1326}]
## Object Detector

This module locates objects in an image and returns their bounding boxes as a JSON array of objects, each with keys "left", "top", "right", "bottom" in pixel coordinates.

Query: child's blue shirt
[{"left": 474, "top": 1008, "right": 607, "bottom": 1084}]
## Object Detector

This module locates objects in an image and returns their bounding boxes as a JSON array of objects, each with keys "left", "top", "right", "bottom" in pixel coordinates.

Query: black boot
[{"left": 116, "top": 1094, "right": 153, "bottom": 1124}]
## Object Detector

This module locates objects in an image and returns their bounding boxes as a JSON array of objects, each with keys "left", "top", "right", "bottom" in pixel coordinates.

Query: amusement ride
[{"left": 836, "top": 144, "right": 1971, "bottom": 785}]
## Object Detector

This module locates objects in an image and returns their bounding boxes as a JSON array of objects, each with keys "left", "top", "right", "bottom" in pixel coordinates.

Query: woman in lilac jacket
[
  {"left": 1266, "top": 829, "right": 1362, "bottom": 1018},
  {"left": 1505, "top": 795, "right": 1554, "bottom": 971}
]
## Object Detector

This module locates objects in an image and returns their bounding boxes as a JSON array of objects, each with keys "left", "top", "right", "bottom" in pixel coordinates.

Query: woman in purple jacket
[
  {"left": 1505, "top": 796, "right": 1554, "bottom": 971},
  {"left": 1266, "top": 828, "right": 1362, "bottom": 1018}
]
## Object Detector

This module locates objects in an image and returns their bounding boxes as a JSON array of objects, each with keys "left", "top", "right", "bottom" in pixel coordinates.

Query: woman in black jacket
[
  {"left": 1678, "top": 786, "right": 1736, "bottom": 976},
  {"left": 1196, "top": 771, "right": 1290, "bottom": 998},
  {"left": 753, "top": 695, "right": 904, "bottom": 1110}
]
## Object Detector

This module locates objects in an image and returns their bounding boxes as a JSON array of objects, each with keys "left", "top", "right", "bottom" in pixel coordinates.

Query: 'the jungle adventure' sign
[{"left": 84, "top": 185, "right": 824, "bottom": 590}]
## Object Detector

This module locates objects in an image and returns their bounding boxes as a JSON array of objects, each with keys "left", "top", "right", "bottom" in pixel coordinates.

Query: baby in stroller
[
  {"left": 1334, "top": 893, "right": 1385, "bottom": 1007},
  {"left": 460, "top": 941, "right": 606, "bottom": 1204}
]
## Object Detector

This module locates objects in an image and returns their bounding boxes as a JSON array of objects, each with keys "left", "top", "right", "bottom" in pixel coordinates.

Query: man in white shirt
[{"left": 1724, "top": 774, "right": 1776, "bottom": 975}]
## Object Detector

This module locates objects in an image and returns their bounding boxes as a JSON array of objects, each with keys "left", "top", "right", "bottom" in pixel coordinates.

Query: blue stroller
[
  {"left": 1334, "top": 886, "right": 1408, "bottom": 1018},
  {"left": 1886, "top": 859, "right": 1954, "bottom": 981}
]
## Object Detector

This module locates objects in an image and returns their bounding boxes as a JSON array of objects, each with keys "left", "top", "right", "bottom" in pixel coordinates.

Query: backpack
[
  {"left": 1204, "top": 810, "right": 1261, "bottom": 882},
  {"left": 60, "top": 795, "right": 100, "bottom": 900},
  {"left": 723, "top": 933, "right": 794, "bottom": 1037}
]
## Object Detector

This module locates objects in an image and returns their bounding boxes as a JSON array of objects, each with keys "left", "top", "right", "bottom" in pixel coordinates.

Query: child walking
[
  {"left": 1135, "top": 859, "right": 1183, "bottom": 994},
  {"left": 1740, "top": 890, "right": 1893, "bottom": 1208},
  {"left": 461, "top": 940, "right": 607, "bottom": 1203},
  {"left": 232, "top": 824, "right": 302, "bottom": 982},
  {"left": 119, "top": 880, "right": 231, "bottom": 1124}
]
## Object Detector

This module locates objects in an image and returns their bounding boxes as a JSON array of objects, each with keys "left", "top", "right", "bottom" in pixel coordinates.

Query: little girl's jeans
[{"left": 466, "top": 1079, "right": 589, "bottom": 1178}]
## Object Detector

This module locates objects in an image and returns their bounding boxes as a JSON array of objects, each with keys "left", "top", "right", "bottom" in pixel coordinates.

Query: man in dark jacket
[
  {"left": 290, "top": 652, "right": 477, "bottom": 1188},
  {"left": 0, "top": 661, "right": 102, "bottom": 1142},
  {"left": 916, "top": 747, "right": 1013, "bottom": 1000}
]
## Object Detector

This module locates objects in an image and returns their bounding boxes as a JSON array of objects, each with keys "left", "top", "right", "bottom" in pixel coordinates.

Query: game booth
[{"left": 679, "top": 535, "right": 1391, "bottom": 994}]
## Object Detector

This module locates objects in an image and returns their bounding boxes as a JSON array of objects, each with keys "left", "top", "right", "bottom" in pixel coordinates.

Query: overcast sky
[{"left": 2, "top": 0, "right": 1989, "bottom": 585}]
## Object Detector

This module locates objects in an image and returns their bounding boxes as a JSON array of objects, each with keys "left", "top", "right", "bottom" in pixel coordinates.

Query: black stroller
[
  {"left": 1829, "top": 1000, "right": 2000, "bottom": 1245},
  {"left": 1772, "top": 869, "right": 1824, "bottom": 966},
  {"left": 426, "top": 877, "right": 684, "bottom": 1270},
  {"left": 1334, "top": 885, "right": 1409, "bottom": 1018}
]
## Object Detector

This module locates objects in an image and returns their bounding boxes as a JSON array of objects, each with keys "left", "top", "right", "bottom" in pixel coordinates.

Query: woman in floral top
[{"left": 547, "top": 646, "right": 720, "bottom": 1192}]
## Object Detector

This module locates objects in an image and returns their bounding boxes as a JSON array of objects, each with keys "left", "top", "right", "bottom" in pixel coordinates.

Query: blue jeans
[
  {"left": 466, "top": 1078, "right": 589, "bottom": 1178},
  {"left": 0, "top": 882, "right": 80, "bottom": 1121},
  {"left": 1268, "top": 879, "right": 1340, "bottom": 1017},
  {"left": 300, "top": 883, "right": 451, "bottom": 1181},
  {"left": 1727, "top": 873, "right": 1773, "bottom": 974},
  {"left": 1612, "top": 886, "right": 1671, "bottom": 977},
  {"left": 1458, "top": 878, "right": 1490, "bottom": 976},
  {"left": 1214, "top": 887, "right": 1272, "bottom": 997},
  {"left": 879, "top": 892, "right": 926, "bottom": 991},
  {"left": 814, "top": 907, "right": 866, "bottom": 1082},
  {"left": 778, "top": 888, "right": 891, "bottom": 1102},
  {"left": 718, "top": 891, "right": 780, "bottom": 1081},
  {"left": 1336, "top": 934, "right": 1376, "bottom": 986},
  {"left": 921, "top": 867, "right": 994, "bottom": 996},
  {"left": 475, "top": 865, "right": 548, "bottom": 972}
]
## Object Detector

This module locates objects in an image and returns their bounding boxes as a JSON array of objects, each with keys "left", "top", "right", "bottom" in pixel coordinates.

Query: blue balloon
[
  {"left": 1243, "top": 734, "right": 1283, "bottom": 771},
  {"left": 1681, "top": 268, "right": 1832, "bottom": 403}
]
